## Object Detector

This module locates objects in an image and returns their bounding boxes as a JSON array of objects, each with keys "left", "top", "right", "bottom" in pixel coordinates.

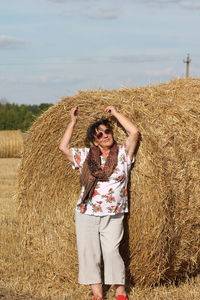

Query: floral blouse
[{"left": 71, "top": 144, "right": 135, "bottom": 216}]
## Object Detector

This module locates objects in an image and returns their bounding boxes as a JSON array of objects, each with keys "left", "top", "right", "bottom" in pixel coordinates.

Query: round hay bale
[
  {"left": 0, "top": 130, "right": 24, "bottom": 158},
  {"left": 17, "top": 78, "right": 200, "bottom": 296}
]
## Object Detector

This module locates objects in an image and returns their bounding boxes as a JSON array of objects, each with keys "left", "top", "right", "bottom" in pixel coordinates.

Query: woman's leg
[
  {"left": 75, "top": 212, "right": 103, "bottom": 297},
  {"left": 91, "top": 283, "right": 103, "bottom": 298},
  {"left": 115, "top": 284, "right": 126, "bottom": 296},
  {"left": 99, "top": 213, "right": 126, "bottom": 296}
]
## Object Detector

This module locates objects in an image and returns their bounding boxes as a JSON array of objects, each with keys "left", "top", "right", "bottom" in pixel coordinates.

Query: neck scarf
[{"left": 80, "top": 143, "right": 119, "bottom": 204}]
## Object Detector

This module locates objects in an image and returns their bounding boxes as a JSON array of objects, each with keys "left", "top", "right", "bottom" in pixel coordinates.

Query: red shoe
[
  {"left": 91, "top": 297, "right": 103, "bottom": 300},
  {"left": 116, "top": 295, "right": 128, "bottom": 300}
]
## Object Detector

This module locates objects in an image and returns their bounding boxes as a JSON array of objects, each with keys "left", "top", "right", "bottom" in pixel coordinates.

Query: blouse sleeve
[{"left": 71, "top": 148, "right": 89, "bottom": 170}]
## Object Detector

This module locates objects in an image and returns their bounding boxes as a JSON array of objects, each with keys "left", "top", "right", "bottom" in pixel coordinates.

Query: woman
[{"left": 59, "top": 106, "right": 139, "bottom": 300}]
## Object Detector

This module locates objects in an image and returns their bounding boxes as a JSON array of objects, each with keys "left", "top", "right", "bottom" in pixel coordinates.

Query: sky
[{"left": 0, "top": 0, "right": 200, "bottom": 104}]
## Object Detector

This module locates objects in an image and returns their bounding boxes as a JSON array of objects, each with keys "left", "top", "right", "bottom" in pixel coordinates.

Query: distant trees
[
  {"left": 0, "top": 97, "right": 9, "bottom": 104},
  {"left": 0, "top": 102, "right": 53, "bottom": 131}
]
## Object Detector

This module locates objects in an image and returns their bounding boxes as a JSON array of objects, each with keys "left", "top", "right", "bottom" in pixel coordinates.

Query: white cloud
[
  {"left": 0, "top": 35, "right": 26, "bottom": 49},
  {"left": 85, "top": 7, "right": 120, "bottom": 20},
  {"left": 48, "top": 0, "right": 94, "bottom": 3},
  {"left": 109, "top": 53, "right": 171, "bottom": 63},
  {"left": 129, "top": 0, "right": 200, "bottom": 9},
  {"left": 129, "top": 0, "right": 181, "bottom": 5},
  {"left": 190, "top": 66, "right": 200, "bottom": 77},
  {"left": 48, "top": 0, "right": 200, "bottom": 10},
  {"left": 49, "top": 0, "right": 121, "bottom": 20},
  {"left": 140, "top": 0, "right": 176, "bottom": 3},
  {"left": 0, "top": 74, "right": 85, "bottom": 85},
  {"left": 144, "top": 67, "right": 174, "bottom": 77},
  {"left": 180, "top": 1, "right": 200, "bottom": 9},
  {"left": 48, "top": 0, "right": 71, "bottom": 2}
]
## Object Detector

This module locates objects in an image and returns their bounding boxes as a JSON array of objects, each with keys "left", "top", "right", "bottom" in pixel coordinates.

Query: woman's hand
[
  {"left": 70, "top": 106, "right": 78, "bottom": 123},
  {"left": 105, "top": 105, "right": 139, "bottom": 161},
  {"left": 105, "top": 106, "right": 118, "bottom": 116}
]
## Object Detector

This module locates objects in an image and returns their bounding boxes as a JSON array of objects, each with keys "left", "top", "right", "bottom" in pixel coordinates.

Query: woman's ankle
[
  {"left": 91, "top": 283, "right": 103, "bottom": 298},
  {"left": 115, "top": 284, "right": 126, "bottom": 296}
]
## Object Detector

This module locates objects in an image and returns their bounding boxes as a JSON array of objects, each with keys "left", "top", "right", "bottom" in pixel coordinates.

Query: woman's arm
[
  {"left": 105, "top": 106, "right": 139, "bottom": 160},
  {"left": 59, "top": 106, "right": 78, "bottom": 163}
]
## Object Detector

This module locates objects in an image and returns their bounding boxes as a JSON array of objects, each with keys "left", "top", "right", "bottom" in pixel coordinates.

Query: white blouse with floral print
[{"left": 71, "top": 144, "right": 135, "bottom": 216}]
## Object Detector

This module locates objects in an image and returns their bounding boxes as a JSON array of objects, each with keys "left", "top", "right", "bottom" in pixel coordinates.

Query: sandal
[{"left": 116, "top": 295, "right": 128, "bottom": 300}]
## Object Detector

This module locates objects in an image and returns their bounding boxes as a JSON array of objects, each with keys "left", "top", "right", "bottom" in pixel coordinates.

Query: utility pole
[{"left": 183, "top": 54, "right": 191, "bottom": 78}]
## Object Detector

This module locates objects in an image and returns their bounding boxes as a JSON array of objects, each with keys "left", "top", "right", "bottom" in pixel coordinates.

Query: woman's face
[{"left": 93, "top": 124, "right": 114, "bottom": 149}]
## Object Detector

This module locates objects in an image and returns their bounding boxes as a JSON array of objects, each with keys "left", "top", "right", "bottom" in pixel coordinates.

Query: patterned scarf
[{"left": 80, "top": 143, "right": 119, "bottom": 204}]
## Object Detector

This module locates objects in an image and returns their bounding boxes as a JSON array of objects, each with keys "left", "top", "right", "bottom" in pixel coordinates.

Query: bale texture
[
  {"left": 0, "top": 130, "right": 24, "bottom": 158},
  {"left": 17, "top": 78, "right": 200, "bottom": 296}
]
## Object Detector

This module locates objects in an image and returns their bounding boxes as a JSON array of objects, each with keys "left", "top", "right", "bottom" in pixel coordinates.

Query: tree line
[{"left": 0, "top": 102, "right": 53, "bottom": 131}]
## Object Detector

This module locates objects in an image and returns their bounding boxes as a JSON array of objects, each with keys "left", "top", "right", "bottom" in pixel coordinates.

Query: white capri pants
[{"left": 75, "top": 211, "right": 125, "bottom": 285}]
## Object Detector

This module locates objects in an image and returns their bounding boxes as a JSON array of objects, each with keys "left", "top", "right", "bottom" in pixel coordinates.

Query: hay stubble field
[
  {"left": 1, "top": 159, "right": 200, "bottom": 299},
  {"left": 1, "top": 78, "right": 200, "bottom": 299},
  {"left": 0, "top": 158, "right": 51, "bottom": 300}
]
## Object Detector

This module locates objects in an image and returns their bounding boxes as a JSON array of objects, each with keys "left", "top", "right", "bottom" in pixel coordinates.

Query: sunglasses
[{"left": 95, "top": 128, "right": 112, "bottom": 140}]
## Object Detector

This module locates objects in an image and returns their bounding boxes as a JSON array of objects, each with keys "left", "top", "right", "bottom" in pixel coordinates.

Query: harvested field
[
  {"left": 1, "top": 158, "right": 200, "bottom": 299},
  {"left": 14, "top": 78, "right": 200, "bottom": 298},
  {"left": 0, "top": 130, "right": 24, "bottom": 158},
  {"left": 0, "top": 158, "right": 20, "bottom": 220}
]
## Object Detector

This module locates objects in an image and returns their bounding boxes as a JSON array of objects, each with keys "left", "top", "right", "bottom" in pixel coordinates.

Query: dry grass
[
  {"left": 0, "top": 130, "right": 24, "bottom": 158},
  {"left": 1, "top": 78, "right": 200, "bottom": 299},
  {"left": 16, "top": 78, "right": 200, "bottom": 295},
  {"left": 1, "top": 159, "right": 200, "bottom": 299},
  {"left": 0, "top": 158, "right": 20, "bottom": 220},
  {"left": 0, "top": 158, "right": 22, "bottom": 297}
]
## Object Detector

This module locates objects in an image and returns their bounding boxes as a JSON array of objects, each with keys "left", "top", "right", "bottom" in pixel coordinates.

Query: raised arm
[
  {"left": 59, "top": 106, "right": 78, "bottom": 163},
  {"left": 105, "top": 106, "right": 139, "bottom": 160}
]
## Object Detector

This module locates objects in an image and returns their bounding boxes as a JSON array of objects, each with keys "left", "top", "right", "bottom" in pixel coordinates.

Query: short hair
[{"left": 86, "top": 119, "right": 113, "bottom": 144}]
